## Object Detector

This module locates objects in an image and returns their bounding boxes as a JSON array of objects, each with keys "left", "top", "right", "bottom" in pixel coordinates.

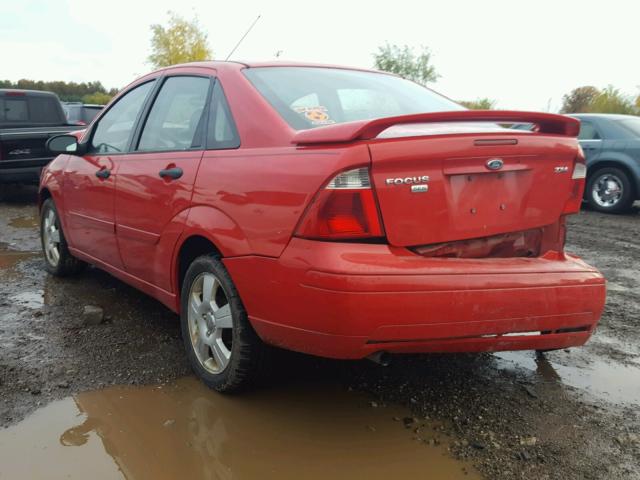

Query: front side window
[
  {"left": 90, "top": 81, "right": 154, "bottom": 154},
  {"left": 138, "top": 76, "right": 210, "bottom": 152},
  {"left": 244, "top": 67, "right": 463, "bottom": 130},
  {"left": 578, "top": 121, "right": 600, "bottom": 140}
]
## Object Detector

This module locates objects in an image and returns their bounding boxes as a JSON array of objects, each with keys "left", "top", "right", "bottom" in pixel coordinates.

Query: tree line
[{"left": 0, "top": 79, "right": 117, "bottom": 104}]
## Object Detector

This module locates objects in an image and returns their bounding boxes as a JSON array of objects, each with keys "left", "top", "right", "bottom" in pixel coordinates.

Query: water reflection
[
  {"left": 0, "top": 377, "right": 478, "bottom": 480},
  {"left": 495, "top": 350, "right": 640, "bottom": 405}
]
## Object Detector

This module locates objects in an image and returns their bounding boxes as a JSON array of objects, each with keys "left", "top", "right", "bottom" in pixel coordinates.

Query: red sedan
[{"left": 40, "top": 61, "right": 606, "bottom": 392}]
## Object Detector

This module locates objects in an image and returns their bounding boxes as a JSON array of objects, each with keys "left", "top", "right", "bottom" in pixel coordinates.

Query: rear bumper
[{"left": 224, "top": 239, "right": 606, "bottom": 359}]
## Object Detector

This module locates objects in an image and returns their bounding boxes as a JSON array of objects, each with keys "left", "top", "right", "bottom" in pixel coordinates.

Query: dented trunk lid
[{"left": 368, "top": 126, "right": 580, "bottom": 247}]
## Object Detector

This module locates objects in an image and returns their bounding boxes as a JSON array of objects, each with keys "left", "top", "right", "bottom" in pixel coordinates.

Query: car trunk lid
[
  {"left": 292, "top": 111, "right": 582, "bottom": 249},
  {"left": 369, "top": 129, "right": 579, "bottom": 246}
]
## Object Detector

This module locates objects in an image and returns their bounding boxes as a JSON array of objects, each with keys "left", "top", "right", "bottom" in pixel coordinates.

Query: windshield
[
  {"left": 615, "top": 117, "right": 640, "bottom": 137},
  {"left": 244, "top": 67, "right": 463, "bottom": 130}
]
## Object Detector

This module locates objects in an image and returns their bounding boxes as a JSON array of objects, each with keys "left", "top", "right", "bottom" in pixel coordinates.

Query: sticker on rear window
[{"left": 293, "top": 106, "right": 335, "bottom": 125}]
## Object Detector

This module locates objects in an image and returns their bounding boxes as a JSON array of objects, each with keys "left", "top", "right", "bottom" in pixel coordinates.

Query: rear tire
[
  {"left": 40, "top": 198, "right": 86, "bottom": 276},
  {"left": 586, "top": 167, "right": 634, "bottom": 213},
  {"left": 180, "top": 254, "right": 267, "bottom": 392}
]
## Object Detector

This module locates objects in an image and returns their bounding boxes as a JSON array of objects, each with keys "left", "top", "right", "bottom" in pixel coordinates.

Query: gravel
[{"left": 1, "top": 185, "right": 638, "bottom": 479}]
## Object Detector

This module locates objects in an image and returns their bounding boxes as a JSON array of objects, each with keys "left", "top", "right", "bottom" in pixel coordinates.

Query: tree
[
  {"left": 148, "top": 11, "right": 212, "bottom": 68},
  {"left": 560, "top": 86, "right": 600, "bottom": 113},
  {"left": 560, "top": 85, "right": 637, "bottom": 115},
  {"left": 373, "top": 43, "right": 439, "bottom": 86},
  {"left": 459, "top": 98, "right": 496, "bottom": 110},
  {"left": 589, "top": 86, "right": 635, "bottom": 114},
  {"left": 82, "top": 92, "right": 112, "bottom": 105}
]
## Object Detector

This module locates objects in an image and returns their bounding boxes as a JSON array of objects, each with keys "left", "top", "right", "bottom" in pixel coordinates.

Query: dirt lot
[{"left": 1, "top": 185, "right": 639, "bottom": 479}]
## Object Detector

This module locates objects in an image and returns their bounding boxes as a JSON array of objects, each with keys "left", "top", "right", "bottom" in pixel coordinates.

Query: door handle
[
  {"left": 95, "top": 168, "right": 111, "bottom": 179},
  {"left": 159, "top": 167, "right": 183, "bottom": 180}
]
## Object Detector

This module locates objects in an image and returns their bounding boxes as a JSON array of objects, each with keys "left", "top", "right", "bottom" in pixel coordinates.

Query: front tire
[
  {"left": 40, "top": 198, "right": 86, "bottom": 276},
  {"left": 586, "top": 167, "right": 634, "bottom": 213},
  {"left": 180, "top": 254, "right": 266, "bottom": 392}
]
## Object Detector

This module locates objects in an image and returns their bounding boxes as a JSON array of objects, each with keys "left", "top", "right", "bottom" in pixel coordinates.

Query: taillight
[
  {"left": 295, "top": 167, "right": 385, "bottom": 240},
  {"left": 571, "top": 162, "right": 586, "bottom": 180},
  {"left": 563, "top": 145, "right": 586, "bottom": 214}
]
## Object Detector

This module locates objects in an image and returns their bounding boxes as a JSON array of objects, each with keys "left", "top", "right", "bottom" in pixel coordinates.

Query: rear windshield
[
  {"left": 64, "top": 105, "right": 101, "bottom": 124},
  {"left": 64, "top": 105, "right": 82, "bottom": 122},
  {"left": 82, "top": 106, "right": 102, "bottom": 124},
  {"left": 244, "top": 67, "right": 463, "bottom": 130},
  {"left": 0, "top": 95, "right": 62, "bottom": 125}
]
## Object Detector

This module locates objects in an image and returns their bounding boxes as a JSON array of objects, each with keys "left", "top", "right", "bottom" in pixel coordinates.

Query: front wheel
[
  {"left": 40, "top": 198, "right": 86, "bottom": 276},
  {"left": 586, "top": 167, "right": 634, "bottom": 213},
  {"left": 180, "top": 254, "right": 267, "bottom": 392}
]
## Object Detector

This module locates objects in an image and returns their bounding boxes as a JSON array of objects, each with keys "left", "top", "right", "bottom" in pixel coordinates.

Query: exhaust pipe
[{"left": 367, "top": 351, "right": 391, "bottom": 367}]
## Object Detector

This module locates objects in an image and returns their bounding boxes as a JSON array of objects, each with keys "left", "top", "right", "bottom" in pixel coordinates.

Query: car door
[
  {"left": 577, "top": 119, "right": 602, "bottom": 165},
  {"left": 114, "top": 74, "right": 212, "bottom": 289},
  {"left": 62, "top": 80, "right": 156, "bottom": 269}
]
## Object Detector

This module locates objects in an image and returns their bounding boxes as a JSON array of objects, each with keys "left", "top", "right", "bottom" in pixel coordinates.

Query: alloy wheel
[
  {"left": 187, "top": 272, "right": 234, "bottom": 374},
  {"left": 592, "top": 173, "right": 624, "bottom": 208},
  {"left": 42, "top": 208, "right": 61, "bottom": 267}
]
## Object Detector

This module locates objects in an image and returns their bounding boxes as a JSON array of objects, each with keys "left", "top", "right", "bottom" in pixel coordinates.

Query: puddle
[
  {"left": 0, "top": 377, "right": 478, "bottom": 480},
  {"left": 9, "top": 214, "right": 38, "bottom": 229},
  {"left": 9, "top": 290, "right": 45, "bottom": 309},
  {"left": 0, "top": 250, "right": 37, "bottom": 270},
  {"left": 495, "top": 350, "right": 640, "bottom": 405}
]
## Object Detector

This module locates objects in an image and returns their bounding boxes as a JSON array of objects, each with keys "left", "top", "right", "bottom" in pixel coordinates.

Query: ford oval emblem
[{"left": 486, "top": 158, "right": 504, "bottom": 171}]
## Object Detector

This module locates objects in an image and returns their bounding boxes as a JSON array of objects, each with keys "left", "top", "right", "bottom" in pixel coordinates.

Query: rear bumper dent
[{"left": 225, "top": 239, "right": 606, "bottom": 359}]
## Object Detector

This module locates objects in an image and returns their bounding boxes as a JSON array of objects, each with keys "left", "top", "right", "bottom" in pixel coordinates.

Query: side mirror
[{"left": 46, "top": 134, "right": 86, "bottom": 155}]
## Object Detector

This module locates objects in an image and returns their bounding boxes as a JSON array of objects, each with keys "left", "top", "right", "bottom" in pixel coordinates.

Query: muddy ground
[{"left": 1, "top": 184, "right": 639, "bottom": 479}]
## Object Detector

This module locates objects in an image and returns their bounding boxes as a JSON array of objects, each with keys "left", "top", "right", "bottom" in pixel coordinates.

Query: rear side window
[
  {"left": 207, "top": 81, "right": 240, "bottom": 149},
  {"left": 615, "top": 117, "right": 640, "bottom": 137},
  {"left": 91, "top": 81, "right": 155, "bottom": 154},
  {"left": 578, "top": 122, "right": 600, "bottom": 140},
  {"left": 244, "top": 67, "right": 462, "bottom": 130},
  {"left": 138, "top": 76, "right": 211, "bottom": 152}
]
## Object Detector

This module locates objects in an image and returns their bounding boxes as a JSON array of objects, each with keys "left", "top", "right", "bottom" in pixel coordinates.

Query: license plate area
[{"left": 446, "top": 170, "right": 533, "bottom": 232}]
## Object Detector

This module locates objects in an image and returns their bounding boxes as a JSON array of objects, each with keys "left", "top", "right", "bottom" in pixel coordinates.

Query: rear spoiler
[{"left": 291, "top": 110, "right": 580, "bottom": 145}]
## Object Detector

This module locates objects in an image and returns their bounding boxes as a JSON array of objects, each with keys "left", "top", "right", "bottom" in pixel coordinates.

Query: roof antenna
[{"left": 225, "top": 15, "right": 261, "bottom": 61}]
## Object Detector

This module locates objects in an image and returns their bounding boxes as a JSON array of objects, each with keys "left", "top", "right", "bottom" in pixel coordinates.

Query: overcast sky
[{"left": 1, "top": 0, "right": 638, "bottom": 111}]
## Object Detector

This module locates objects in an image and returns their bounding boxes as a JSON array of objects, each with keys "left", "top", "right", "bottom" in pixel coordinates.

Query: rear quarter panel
[{"left": 190, "top": 144, "right": 371, "bottom": 257}]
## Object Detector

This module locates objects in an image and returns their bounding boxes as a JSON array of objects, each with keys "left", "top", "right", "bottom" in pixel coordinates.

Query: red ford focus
[{"left": 40, "top": 61, "right": 606, "bottom": 391}]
